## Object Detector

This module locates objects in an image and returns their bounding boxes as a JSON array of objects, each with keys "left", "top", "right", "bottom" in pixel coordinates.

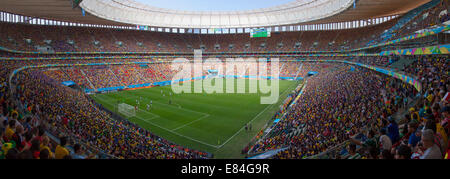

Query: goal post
[{"left": 118, "top": 103, "right": 136, "bottom": 118}]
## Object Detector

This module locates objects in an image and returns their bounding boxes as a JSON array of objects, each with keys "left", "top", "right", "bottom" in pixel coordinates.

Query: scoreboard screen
[{"left": 250, "top": 28, "right": 271, "bottom": 38}]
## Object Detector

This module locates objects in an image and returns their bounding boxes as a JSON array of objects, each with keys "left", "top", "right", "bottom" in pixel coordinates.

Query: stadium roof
[
  {"left": 132, "top": 0, "right": 296, "bottom": 12},
  {"left": 0, "top": 0, "right": 432, "bottom": 28},
  {"left": 79, "top": 0, "right": 357, "bottom": 28}
]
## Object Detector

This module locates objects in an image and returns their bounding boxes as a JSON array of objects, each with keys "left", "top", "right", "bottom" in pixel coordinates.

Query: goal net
[{"left": 118, "top": 103, "right": 136, "bottom": 118}]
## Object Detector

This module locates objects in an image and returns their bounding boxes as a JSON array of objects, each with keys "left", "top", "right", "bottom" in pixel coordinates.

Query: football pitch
[{"left": 91, "top": 78, "right": 302, "bottom": 158}]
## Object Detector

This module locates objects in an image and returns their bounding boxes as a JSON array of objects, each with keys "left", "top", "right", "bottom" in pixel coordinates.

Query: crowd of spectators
[
  {"left": 387, "top": 0, "right": 449, "bottom": 41},
  {"left": 247, "top": 55, "right": 448, "bottom": 159},
  {"left": 0, "top": 52, "right": 448, "bottom": 160},
  {"left": 41, "top": 60, "right": 311, "bottom": 90},
  {"left": 0, "top": 59, "right": 211, "bottom": 159},
  {"left": 5, "top": 68, "right": 209, "bottom": 159},
  {"left": 0, "top": 0, "right": 448, "bottom": 159},
  {"left": 340, "top": 55, "right": 449, "bottom": 159},
  {"left": 249, "top": 63, "right": 415, "bottom": 158},
  {"left": 0, "top": 16, "right": 400, "bottom": 53}
]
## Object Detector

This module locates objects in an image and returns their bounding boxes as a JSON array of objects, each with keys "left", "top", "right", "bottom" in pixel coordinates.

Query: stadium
[{"left": 0, "top": 0, "right": 448, "bottom": 162}]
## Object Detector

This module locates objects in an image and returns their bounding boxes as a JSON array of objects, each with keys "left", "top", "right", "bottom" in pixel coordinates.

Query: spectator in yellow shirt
[
  {"left": 55, "top": 136, "right": 69, "bottom": 159},
  {"left": 5, "top": 120, "right": 16, "bottom": 141},
  {"left": 40, "top": 136, "right": 54, "bottom": 159}
]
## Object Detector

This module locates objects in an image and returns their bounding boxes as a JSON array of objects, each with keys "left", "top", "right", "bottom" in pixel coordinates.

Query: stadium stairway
[
  {"left": 293, "top": 64, "right": 303, "bottom": 79},
  {"left": 280, "top": 63, "right": 286, "bottom": 74},
  {"left": 80, "top": 69, "right": 96, "bottom": 89},
  {"left": 286, "top": 125, "right": 306, "bottom": 140},
  {"left": 109, "top": 68, "right": 124, "bottom": 86},
  {"left": 389, "top": 58, "right": 418, "bottom": 72}
]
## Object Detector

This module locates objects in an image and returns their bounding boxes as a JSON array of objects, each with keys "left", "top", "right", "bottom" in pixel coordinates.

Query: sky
[{"left": 133, "top": 0, "right": 295, "bottom": 11}]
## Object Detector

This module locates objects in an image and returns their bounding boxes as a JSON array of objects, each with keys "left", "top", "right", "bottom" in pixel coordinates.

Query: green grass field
[{"left": 91, "top": 78, "right": 301, "bottom": 158}]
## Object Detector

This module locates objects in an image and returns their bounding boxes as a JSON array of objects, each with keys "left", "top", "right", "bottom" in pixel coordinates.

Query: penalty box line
[
  {"left": 134, "top": 113, "right": 219, "bottom": 149},
  {"left": 124, "top": 91, "right": 212, "bottom": 131},
  {"left": 97, "top": 94, "right": 160, "bottom": 119},
  {"left": 172, "top": 114, "right": 210, "bottom": 131},
  {"left": 103, "top": 91, "right": 219, "bottom": 148},
  {"left": 94, "top": 81, "right": 298, "bottom": 149}
]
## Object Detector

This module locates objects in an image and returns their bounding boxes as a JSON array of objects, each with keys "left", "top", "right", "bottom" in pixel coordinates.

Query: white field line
[
  {"left": 96, "top": 94, "right": 160, "bottom": 120},
  {"left": 134, "top": 115, "right": 219, "bottom": 148},
  {"left": 217, "top": 81, "right": 298, "bottom": 148},
  {"left": 172, "top": 114, "right": 210, "bottom": 131},
  {"left": 136, "top": 108, "right": 160, "bottom": 120},
  {"left": 124, "top": 91, "right": 212, "bottom": 131},
  {"left": 217, "top": 102, "right": 273, "bottom": 148},
  {"left": 95, "top": 80, "right": 299, "bottom": 149},
  {"left": 172, "top": 83, "right": 259, "bottom": 132},
  {"left": 97, "top": 92, "right": 219, "bottom": 148}
]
